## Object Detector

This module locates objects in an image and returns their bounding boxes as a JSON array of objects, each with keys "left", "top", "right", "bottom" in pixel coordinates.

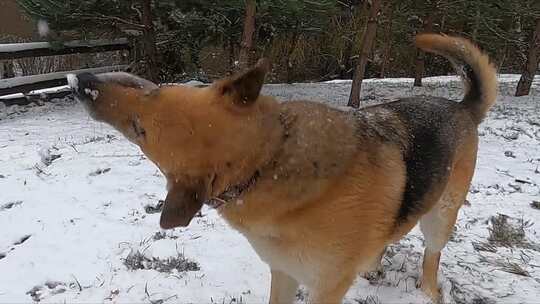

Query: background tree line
[{"left": 13, "top": 0, "right": 540, "bottom": 104}]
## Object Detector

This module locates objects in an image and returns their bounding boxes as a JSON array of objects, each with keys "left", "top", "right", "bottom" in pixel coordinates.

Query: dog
[{"left": 67, "top": 34, "right": 497, "bottom": 303}]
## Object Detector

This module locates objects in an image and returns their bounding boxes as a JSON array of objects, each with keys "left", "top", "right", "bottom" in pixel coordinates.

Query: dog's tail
[{"left": 415, "top": 34, "right": 497, "bottom": 124}]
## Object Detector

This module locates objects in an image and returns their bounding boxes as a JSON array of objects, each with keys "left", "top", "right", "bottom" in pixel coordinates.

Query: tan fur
[
  {"left": 415, "top": 34, "right": 498, "bottom": 123},
  {"left": 72, "top": 35, "right": 496, "bottom": 303},
  {"left": 417, "top": 134, "right": 478, "bottom": 300}
]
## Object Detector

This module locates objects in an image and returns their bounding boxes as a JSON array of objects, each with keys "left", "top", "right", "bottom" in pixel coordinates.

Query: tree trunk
[
  {"left": 285, "top": 27, "right": 300, "bottom": 84},
  {"left": 380, "top": 3, "right": 393, "bottom": 78},
  {"left": 472, "top": 6, "right": 481, "bottom": 42},
  {"left": 413, "top": 2, "right": 437, "bottom": 85},
  {"left": 413, "top": 49, "right": 425, "bottom": 86},
  {"left": 348, "top": 0, "right": 382, "bottom": 108},
  {"left": 413, "top": 13, "right": 434, "bottom": 87},
  {"left": 238, "top": 0, "right": 256, "bottom": 70},
  {"left": 515, "top": 19, "right": 540, "bottom": 97},
  {"left": 228, "top": 37, "right": 236, "bottom": 75},
  {"left": 340, "top": 1, "right": 368, "bottom": 79},
  {"left": 141, "top": 0, "right": 159, "bottom": 83}
]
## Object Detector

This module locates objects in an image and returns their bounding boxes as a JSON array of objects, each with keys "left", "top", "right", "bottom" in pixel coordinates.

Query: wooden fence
[{"left": 0, "top": 38, "right": 130, "bottom": 106}]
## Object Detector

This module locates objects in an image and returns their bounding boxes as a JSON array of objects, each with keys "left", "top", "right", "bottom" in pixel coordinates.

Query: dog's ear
[
  {"left": 159, "top": 184, "right": 205, "bottom": 229},
  {"left": 217, "top": 58, "right": 270, "bottom": 106}
]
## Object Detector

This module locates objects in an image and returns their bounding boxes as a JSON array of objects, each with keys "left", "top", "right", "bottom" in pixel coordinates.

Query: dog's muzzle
[{"left": 67, "top": 72, "right": 102, "bottom": 103}]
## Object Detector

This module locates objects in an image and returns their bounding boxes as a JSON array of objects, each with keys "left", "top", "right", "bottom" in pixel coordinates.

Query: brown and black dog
[{"left": 67, "top": 34, "right": 496, "bottom": 303}]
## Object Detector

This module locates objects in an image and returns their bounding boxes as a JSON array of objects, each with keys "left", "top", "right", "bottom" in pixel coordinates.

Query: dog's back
[
  {"left": 360, "top": 34, "right": 497, "bottom": 234},
  {"left": 233, "top": 34, "right": 497, "bottom": 303}
]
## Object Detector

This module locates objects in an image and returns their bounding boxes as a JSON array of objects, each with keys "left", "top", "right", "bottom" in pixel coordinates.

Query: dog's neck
[
  {"left": 205, "top": 170, "right": 261, "bottom": 208},
  {"left": 205, "top": 108, "right": 293, "bottom": 208}
]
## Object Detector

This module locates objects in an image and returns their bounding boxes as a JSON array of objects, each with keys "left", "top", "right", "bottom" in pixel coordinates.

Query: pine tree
[
  {"left": 16, "top": 0, "right": 247, "bottom": 81},
  {"left": 258, "top": 0, "right": 338, "bottom": 82},
  {"left": 13, "top": 0, "right": 538, "bottom": 84}
]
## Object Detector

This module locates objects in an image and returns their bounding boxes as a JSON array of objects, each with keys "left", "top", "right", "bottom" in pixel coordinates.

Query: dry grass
[
  {"left": 39, "top": 147, "right": 61, "bottom": 166},
  {"left": 478, "top": 255, "right": 531, "bottom": 277},
  {"left": 0, "top": 200, "right": 23, "bottom": 211},
  {"left": 471, "top": 297, "right": 496, "bottom": 304},
  {"left": 26, "top": 281, "right": 68, "bottom": 302},
  {"left": 295, "top": 288, "right": 308, "bottom": 301},
  {"left": 152, "top": 231, "right": 167, "bottom": 241},
  {"left": 209, "top": 296, "right": 246, "bottom": 304},
  {"left": 498, "top": 262, "right": 530, "bottom": 277},
  {"left": 487, "top": 214, "right": 535, "bottom": 249},
  {"left": 144, "top": 200, "right": 164, "bottom": 214},
  {"left": 79, "top": 134, "right": 117, "bottom": 145},
  {"left": 363, "top": 269, "right": 385, "bottom": 285},
  {"left": 355, "top": 295, "right": 381, "bottom": 304},
  {"left": 14, "top": 234, "right": 31, "bottom": 245},
  {"left": 449, "top": 278, "right": 496, "bottom": 304},
  {"left": 123, "top": 249, "right": 200, "bottom": 274},
  {"left": 472, "top": 241, "right": 497, "bottom": 253},
  {"left": 26, "top": 286, "right": 42, "bottom": 302},
  {"left": 152, "top": 231, "right": 178, "bottom": 241},
  {"left": 88, "top": 168, "right": 111, "bottom": 176}
]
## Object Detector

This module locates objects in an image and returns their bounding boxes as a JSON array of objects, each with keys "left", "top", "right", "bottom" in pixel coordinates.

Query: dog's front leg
[
  {"left": 269, "top": 269, "right": 299, "bottom": 304},
  {"left": 308, "top": 270, "right": 356, "bottom": 304}
]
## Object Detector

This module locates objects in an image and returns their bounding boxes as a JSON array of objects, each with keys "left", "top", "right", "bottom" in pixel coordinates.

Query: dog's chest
[{"left": 243, "top": 232, "right": 330, "bottom": 286}]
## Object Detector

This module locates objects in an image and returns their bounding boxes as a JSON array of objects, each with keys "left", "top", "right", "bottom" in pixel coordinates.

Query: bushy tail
[{"left": 415, "top": 34, "right": 497, "bottom": 124}]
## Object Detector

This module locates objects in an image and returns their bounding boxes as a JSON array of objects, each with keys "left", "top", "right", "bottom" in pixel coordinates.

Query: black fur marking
[
  {"left": 351, "top": 110, "right": 404, "bottom": 146},
  {"left": 131, "top": 119, "right": 146, "bottom": 139},
  {"left": 381, "top": 98, "right": 458, "bottom": 223},
  {"left": 72, "top": 72, "right": 101, "bottom": 101}
]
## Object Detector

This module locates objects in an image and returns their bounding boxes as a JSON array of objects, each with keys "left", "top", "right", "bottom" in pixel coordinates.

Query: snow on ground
[{"left": 1, "top": 75, "right": 539, "bottom": 303}]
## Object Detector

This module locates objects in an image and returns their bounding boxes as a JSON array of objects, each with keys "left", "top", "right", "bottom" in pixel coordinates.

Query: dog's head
[{"left": 68, "top": 60, "right": 279, "bottom": 229}]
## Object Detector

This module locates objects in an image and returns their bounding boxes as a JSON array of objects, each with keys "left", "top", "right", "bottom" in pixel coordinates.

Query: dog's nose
[{"left": 67, "top": 72, "right": 102, "bottom": 102}]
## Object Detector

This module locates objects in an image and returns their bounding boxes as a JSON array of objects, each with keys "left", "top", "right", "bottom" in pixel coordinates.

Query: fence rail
[
  {"left": 0, "top": 38, "right": 130, "bottom": 60},
  {"left": 0, "top": 38, "right": 131, "bottom": 105},
  {"left": 0, "top": 65, "right": 127, "bottom": 96}
]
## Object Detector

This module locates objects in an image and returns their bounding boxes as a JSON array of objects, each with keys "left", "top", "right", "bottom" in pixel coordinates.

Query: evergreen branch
[
  {"left": 481, "top": 17, "right": 524, "bottom": 45},
  {"left": 72, "top": 13, "right": 145, "bottom": 29}
]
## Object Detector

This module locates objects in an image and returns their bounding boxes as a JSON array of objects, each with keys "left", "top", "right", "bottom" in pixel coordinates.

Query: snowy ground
[{"left": 1, "top": 75, "right": 539, "bottom": 303}]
